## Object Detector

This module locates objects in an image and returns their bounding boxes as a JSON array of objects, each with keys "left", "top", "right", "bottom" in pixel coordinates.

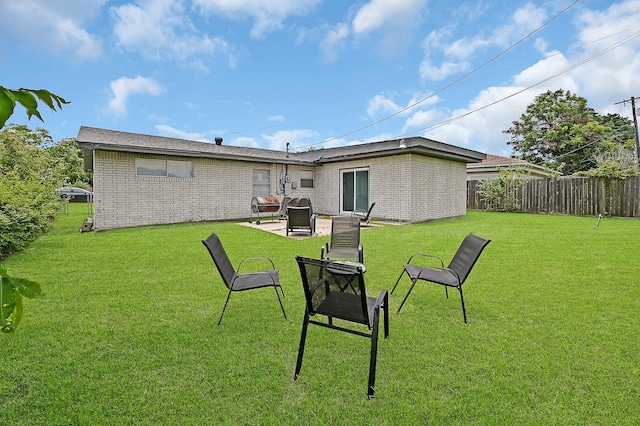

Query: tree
[
  {"left": 0, "top": 86, "right": 69, "bottom": 129},
  {"left": 477, "top": 166, "right": 527, "bottom": 212},
  {"left": 575, "top": 150, "right": 640, "bottom": 179},
  {"left": 1, "top": 86, "right": 69, "bottom": 332},
  {"left": 47, "top": 137, "right": 91, "bottom": 186},
  {"left": 598, "top": 113, "right": 636, "bottom": 147},
  {"left": 504, "top": 89, "right": 634, "bottom": 175}
]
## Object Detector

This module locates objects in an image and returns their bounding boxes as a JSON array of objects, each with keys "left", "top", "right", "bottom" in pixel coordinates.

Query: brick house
[{"left": 76, "top": 126, "right": 486, "bottom": 230}]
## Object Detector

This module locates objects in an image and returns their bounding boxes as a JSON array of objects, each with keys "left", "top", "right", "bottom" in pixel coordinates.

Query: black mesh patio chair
[
  {"left": 286, "top": 206, "right": 316, "bottom": 236},
  {"left": 320, "top": 215, "right": 363, "bottom": 263},
  {"left": 294, "top": 256, "right": 389, "bottom": 398},
  {"left": 202, "top": 233, "right": 286, "bottom": 325},
  {"left": 391, "top": 233, "right": 490, "bottom": 323},
  {"left": 351, "top": 202, "right": 375, "bottom": 227}
]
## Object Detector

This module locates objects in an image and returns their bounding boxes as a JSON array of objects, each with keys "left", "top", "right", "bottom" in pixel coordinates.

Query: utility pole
[{"left": 615, "top": 96, "right": 640, "bottom": 166}]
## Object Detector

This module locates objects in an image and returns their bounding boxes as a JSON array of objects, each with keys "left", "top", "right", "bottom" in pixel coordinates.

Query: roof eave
[
  {"left": 77, "top": 142, "right": 315, "bottom": 166},
  {"left": 307, "top": 145, "right": 485, "bottom": 164}
]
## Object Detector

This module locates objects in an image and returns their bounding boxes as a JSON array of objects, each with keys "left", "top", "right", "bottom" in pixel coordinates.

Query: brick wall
[
  {"left": 93, "top": 151, "right": 280, "bottom": 230},
  {"left": 309, "top": 154, "right": 466, "bottom": 222},
  {"left": 93, "top": 150, "right": 467, "bottom": 230}
]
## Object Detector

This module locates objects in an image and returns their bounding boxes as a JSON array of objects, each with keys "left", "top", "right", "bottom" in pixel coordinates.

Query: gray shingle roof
[
  {"left": 76, "top": 126, "right": 486, "bottom": 166},
  {"left": 76, "top": 126, "right": 305, "bottom": 165}
]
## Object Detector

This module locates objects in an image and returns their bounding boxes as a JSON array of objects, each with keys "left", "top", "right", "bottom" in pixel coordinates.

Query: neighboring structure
[
  {"left": 76, "top": 127, "right": 486, "bottom": 231},
  {"left": 466, "top": 154, "right": 557, "bottom": 181}
]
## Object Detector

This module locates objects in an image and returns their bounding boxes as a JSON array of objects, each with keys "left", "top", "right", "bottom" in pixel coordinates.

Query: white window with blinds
[
  {"left": 136, "top": 159, "right": 194, "bottom": 178},
  {"left": 252, "top": 169, "right": 271, "bottom": 196},
  {"left": 300, "top": 170, "right": 314, "bottom": 188}
]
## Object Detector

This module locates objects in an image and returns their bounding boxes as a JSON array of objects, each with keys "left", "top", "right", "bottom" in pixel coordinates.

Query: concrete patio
[{"left": 238, "top": 216, "right": 379, "bottom": 239}]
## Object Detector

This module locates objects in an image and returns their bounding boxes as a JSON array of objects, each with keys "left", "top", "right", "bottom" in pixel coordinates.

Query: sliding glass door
[{"left": 341, "top": 168, "right": 369, "bottom": 213}]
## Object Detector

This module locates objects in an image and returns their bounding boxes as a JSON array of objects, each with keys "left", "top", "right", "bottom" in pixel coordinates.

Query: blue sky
[{"left": 1, "top": 0, "right": 639, "bottom": 156}]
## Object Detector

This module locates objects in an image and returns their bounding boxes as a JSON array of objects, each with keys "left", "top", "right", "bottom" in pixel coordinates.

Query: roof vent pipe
[{"left": 215, "top": 137, "right": 223, "bottom": 145}]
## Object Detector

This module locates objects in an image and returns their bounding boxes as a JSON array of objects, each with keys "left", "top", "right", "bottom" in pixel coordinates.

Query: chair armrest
[
  {"left": 416, "top": 266, "right": 461, "bottom": 283},
  {"left": 374, "top": 289, "right": 388, "bottom": 309},
  {"left": 406, "top": 253, "right": 444, "bottom": 268},
  {"left": 230, "top": 270, "right": 278, "bottom": 290},
  {"left": 309, "top": 278, "right": 330, "bottom": 296},
  {"left": 320, "top": 242, "right": 329, "bottom": 259},
  {"left": 237, "top": 257, "right": 277, "bottom": 272}
]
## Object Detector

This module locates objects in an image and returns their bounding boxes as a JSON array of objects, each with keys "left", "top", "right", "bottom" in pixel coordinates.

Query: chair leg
[
  {"left": 368, "top": 308, "right": 381, "bottom": 399},
  {"left": 391, "top": 268, "right": 407, "bottom": 295},
  {"left": 458, "top": 286, "right": 467, "bottom": 323},
  {"left": 218, "top": 290, "right": 233, "bottom": 325},
  {"left": 294, "top": 309, "right": 310, "bottom": 380},
  {"left": 396, "top": 279, "right": 418, "bottom": 313},
  {"left": 383, "top": 292, "right": 390, "bottom": 338},
  {"left": 273, "top": 285, "right": 287, "bottom": 320}
]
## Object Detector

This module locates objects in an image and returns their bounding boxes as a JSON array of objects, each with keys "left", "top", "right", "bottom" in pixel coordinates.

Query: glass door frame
[{"left": 340, "top": 167, "right": 369, "bottom": 214}]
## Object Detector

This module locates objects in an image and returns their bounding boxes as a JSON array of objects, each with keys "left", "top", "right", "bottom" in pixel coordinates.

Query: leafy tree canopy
[{"left": 504, "top": 89, "right": 635, "bottom": 175}]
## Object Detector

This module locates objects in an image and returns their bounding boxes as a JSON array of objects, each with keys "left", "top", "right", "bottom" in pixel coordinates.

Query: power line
[
  {"left": 230, "top": 25, "right": 632, "bottom": 142},
  {"left": 294, "top": 0, "right": 581, "bottom": 151},
  {"left": 614, "top": 96, "right": 640, "bottom": 165},
  {"left": 395, "top": 30, "right": 640, "bottom": 138}
]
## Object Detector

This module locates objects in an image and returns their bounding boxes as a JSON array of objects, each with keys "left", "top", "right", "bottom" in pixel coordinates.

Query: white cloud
[
  {"left": 193, "top": 0, "right": 321, "bottom": 39},
  {"left": 419, "top": 3, "right": 549, "bottom": 81},
  {"left": 351, "top": 0, "right": 428, "bottom": 56},
  {"left": 268, "top": 115, "right": 286, "bottom": 123},
  {"left": 111, "top": 0, "right": 237, "bottom": 70},
  {"left": 107, "top": 76, "right": 165, "bottom": 116},
  {"left": 367, "top": 91, "right": 440, "bottom": 118},
  {"left": 419, "top": 60, "right": 470, "bottom": 82},
  {"left": 415, "top": 0, "right": 640, "bottom": 157},
  {"left": 402, "top": 109, "right": 443, "bottom": 132},
  {"left": 0, "top": 0, "right": 104, "bottom": 61},
  {"left": 571, "top": 1, "right": 640, "bottom": 107},
  {"left": 367, "top": 94, "right": 402, "bottom": 117},
  {"left": 320, "top": 23, "right": 350, "bottom": 63},
  {"left": 512, "top": 51, "right": 573, "bottom": 88},
  {"left": 262, "top": 129, "right": 318, "bottom": 151},
  {"left": 351, "top": 0, "right": 427, "bottom": 35},
  {"left": 155, "top": 124, "right": 211, "bottom": 142}
]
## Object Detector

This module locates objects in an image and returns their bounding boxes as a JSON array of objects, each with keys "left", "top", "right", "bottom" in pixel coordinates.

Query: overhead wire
[
  {"left": 395, "top": 30, "right": 640, "bottom": 138},
  {"left": 293, "top": 0, "right": 582, "bottom": 151}
]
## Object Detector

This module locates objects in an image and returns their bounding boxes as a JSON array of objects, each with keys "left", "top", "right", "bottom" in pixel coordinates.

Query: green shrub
[{"left": 0, "top": 125, "right": 63, "bottom": 259}]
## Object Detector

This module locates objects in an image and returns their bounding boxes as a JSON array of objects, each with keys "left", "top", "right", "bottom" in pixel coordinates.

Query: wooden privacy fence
[{"left": 467, "top": 177, "right": 640, "bottom": 217}]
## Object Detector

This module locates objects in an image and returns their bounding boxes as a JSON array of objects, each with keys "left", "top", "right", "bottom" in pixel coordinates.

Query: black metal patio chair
[
  {"left": 351, "top": 202, "right": 376, "bottom": 227},
  {"left": 294, "top": 256, "right": 389, "bottom": 398},
  {"left": 320, "top": 215, "right": 363, "bottom": 263},
  {"left": 391, "top": 233, "right": 490, "bottom": 323},
  {"left": 202, "top": 233, "right": 286, "bottom": 325},
  {"left": 286, "top": 206, "right": 316, "bottom": 236}
]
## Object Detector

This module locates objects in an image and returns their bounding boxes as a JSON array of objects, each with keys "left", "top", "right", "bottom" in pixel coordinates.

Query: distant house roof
[
  {"left": 475, "top": 154, "right": 528, "bottom": 166},
  {"left": 467, "top": 154, "right": 557, "bottom": 179},
  {"left": 76, "top": 126, "right": 486, "bottom": 168}
]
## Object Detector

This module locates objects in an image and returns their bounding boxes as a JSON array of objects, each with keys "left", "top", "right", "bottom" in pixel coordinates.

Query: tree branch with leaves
[{"left": 0, "top": 86, "right": 69, "bottom": 129}]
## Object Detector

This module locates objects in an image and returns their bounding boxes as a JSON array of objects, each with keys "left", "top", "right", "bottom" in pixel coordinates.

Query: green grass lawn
[{"left": 2, "top": 205, "right": 639, "bottom": 425}]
